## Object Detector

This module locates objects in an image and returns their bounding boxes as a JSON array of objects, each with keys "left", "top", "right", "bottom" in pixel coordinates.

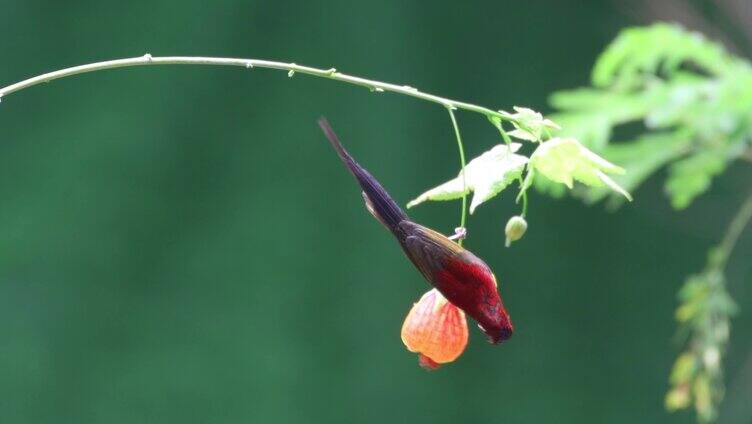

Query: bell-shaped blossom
[{"left": 401, "top": 289, "right": 469, "bottom": 370}]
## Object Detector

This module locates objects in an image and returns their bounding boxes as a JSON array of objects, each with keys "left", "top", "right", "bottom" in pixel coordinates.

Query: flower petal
[{"left": 401, "top": 289, "right": 469, "bottom": 368}]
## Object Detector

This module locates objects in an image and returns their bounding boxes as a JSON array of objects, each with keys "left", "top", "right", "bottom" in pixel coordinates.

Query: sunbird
[{"left": 319, "top": 118, "right": 513, "bottom": 344}]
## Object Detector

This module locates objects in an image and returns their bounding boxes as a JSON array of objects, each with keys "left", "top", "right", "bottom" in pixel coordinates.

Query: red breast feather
[
  {"left": 437, "top": 254, "right": 513, "bottom": 344},
  {"left": 399, "top": 221, "right": 513, "bottom": 344}
]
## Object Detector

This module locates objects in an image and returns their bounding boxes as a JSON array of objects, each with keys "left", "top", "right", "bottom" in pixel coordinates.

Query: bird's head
[{"left": 472, "top": 272, "right": 514, "bottom": 344}]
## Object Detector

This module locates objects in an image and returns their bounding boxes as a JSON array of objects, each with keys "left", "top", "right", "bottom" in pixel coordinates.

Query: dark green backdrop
[{"left": 1, "top": 1, "right": 750, "bottom": 423}]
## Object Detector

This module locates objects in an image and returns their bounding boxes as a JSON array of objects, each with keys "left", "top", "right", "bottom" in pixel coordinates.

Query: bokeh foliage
[
  {"left": 550, "top": 23, "right": 752, "bottom": 210},
  {"left": 0, "top": 3, "right": 750, "bottom": 424},
  {"left": 549, "top": 23, "right": 752, "bottom": 422}
]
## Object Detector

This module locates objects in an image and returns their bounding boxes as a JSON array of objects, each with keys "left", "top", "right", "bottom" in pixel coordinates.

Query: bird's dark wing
[
  {"left": 399, "top": 221, "right": 464, "bottom": 280},
  {"left": 319, "top": 119, "right": 408, "bottom": 234}
]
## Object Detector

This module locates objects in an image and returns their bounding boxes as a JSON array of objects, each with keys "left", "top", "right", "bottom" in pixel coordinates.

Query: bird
[{"left": 319, "top": 118, "right": 513, "bottom": 344}]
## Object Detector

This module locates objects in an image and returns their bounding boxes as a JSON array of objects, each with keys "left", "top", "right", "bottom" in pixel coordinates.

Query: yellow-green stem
[
  {"left": 0, "top": 55, "right": 520, "bottom": 125},
  {"left": 496, "top": 121, "right": 530, "bottom": 218},
  {"left": 0, "top": 55, "right": 529, "bottom": 243},
  {"left": 447, "top": 107, "right": 467, "bottom": 246}
]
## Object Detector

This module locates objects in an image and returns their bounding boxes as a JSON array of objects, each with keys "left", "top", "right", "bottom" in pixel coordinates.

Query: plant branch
[
  {"left": 494, "top": 120, "right": 531, "bottom": 218},
  {"left": 714, "top": 191, "right": 752, "bottom": 269},
  {"left": 0, "top": 54, "right": 515, "bottom": 124},
  {"left": 741, "top": 148, "right": 752, "bottom": 164},
  {"left": 447, "top": 107, "right": 468, "bottom": 246}
]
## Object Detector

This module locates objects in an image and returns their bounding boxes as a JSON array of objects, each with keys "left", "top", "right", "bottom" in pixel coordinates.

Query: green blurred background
[{"left": 1, "top": 1, "right": 750, "bottom": 423}]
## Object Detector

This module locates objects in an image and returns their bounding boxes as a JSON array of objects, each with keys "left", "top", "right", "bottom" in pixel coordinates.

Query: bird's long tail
[{"left": 319, "top": 118, "right": 408, "bottom": 235}]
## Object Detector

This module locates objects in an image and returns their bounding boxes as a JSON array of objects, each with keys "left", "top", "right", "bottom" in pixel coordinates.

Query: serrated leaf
[
  {"left": 644, "top": 75, "right": 711, "bottom": 129},
  {"left": 592, "top": 23, "right": 735, "bottom": 88},
  {"left": 665, "top": 150, "right": 726, "bottom": 209},
  {"left": 532, "top": 174, "right": 568, "bottom": 198},
  {"left": 508, "top": 128, "right": 538, "bottom": 142},
  {"left": 501, "top": 106, "right": 559, "bottom": 142},
  {"left": 580, "top": 133, "right": 692, "bottom": 206},
  {"left": 547, "top": 113, "right": 613, "bottom": 151},
  {"left": 408, "top": 144, "right": 528, "bottom": 213},
  {"left": 550, "top": 87, "right": 666, "bottom": 123},
  {"left": 548, "top": 87, "right": 669, "bottom": 151},
  {"left": 529, "top": 138, "right": 632, "bottom": 200}
]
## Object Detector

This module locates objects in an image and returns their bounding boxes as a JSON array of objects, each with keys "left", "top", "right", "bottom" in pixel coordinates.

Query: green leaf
[
  {"left": 502, "top": 106, "right": 559, "bottom": 142},
  {"left": 580, "top": 133, "right": 691, "bottom": 206},
  {"left": 677, "top": 274, "right": 708, "bottom": 302},
  {"left": 408, "top": 143, "right": 528, "bottom": 213},
  {"left": 548, "top": 113, "right": 612, "bottom": 151},
  {"left": 548, "top": 86, "right": 668, "bottom": 150},
  {"left": 693, "top": 373, "right": 714, "bottom": 421},
  {"left": 508, "top": 128, "right": 539, "bottom": 142},
  {"left": 529, "top": 138, "right": 632, "bottom": 200},
  {"left": 592, "top": 23, "right": 735, "bottom": 89},
  {"left": 665, "top": 150, "right": 726, "bottom": 209},
  {"left": 665, "top": 385, "right": 691, "bottom": 411},
  {"left": 670, "top": 352, "right": 697, "bottom": 385},
  {"left": 532, "top": 173, "right": 568, "bottom": 198},
  {"left": 643, "top": 74, "right": 711, "bottom": 129},
  {"left": 707, "top": 287, "right": 738, "bottom": 317},
  {"left": 550, "top": 87, "right": 666, "bottom": 123}
]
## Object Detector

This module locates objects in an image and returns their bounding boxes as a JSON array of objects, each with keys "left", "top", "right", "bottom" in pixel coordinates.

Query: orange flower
[{"left": 401, "top": 289, "right": 469, "bottom": 370}]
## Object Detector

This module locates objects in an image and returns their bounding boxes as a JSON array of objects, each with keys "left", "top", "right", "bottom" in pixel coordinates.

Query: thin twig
[
  {"left": 0, "top": 54, "right": 515, "bottom": 124},
  {"left": 447, "top": 107, "right": 468, "bottom": 246},
  {"left": 0, "top": 54, "right": 525, "bottom": 243},
  {"left": 715, "top": 192, "right": 752, "bottom": 269},
  {"left": 495, "top": 120, "right": 530, "bottom": 218},
  {"left": 741, "top": 148, "right": 752, "bottom": 164}
]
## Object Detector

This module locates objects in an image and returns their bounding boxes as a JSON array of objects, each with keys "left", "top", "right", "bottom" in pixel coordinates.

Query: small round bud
[{"left": 505, "top": 215, "right": 527, "bottom": 247}]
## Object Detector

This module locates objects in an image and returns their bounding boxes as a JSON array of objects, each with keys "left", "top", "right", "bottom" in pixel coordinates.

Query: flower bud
[
  {"left": 505, "top": 215, "right": 528, "bottom": 247},
  {"left": 401, "top": 289, "right": 468, "bottom": 370}
]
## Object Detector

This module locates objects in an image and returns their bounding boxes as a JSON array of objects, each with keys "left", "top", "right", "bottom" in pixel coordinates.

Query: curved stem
[
  {"left": 669, "top": 191, "right": 752, "bottom": 421},
  {"left": 520, "top": 188, "right": 529, "bottom": 218},
  {"left": 741, "top": 148, "right": 752, "bottom": 164},
  {"left": 495, "top": 120, "right": 531, "bottom": 217},
  {"left": 447, "top": 107, "right": 468, "bottom": 246},
  {"left": 0, "top": 55, "right": 530, "bottom": 240},
  {"left": 0, "top": 54, "right": 515, "bottom": 124},
  {"left": 715, "top": 192, "right": 752, "bottom": 269}
]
